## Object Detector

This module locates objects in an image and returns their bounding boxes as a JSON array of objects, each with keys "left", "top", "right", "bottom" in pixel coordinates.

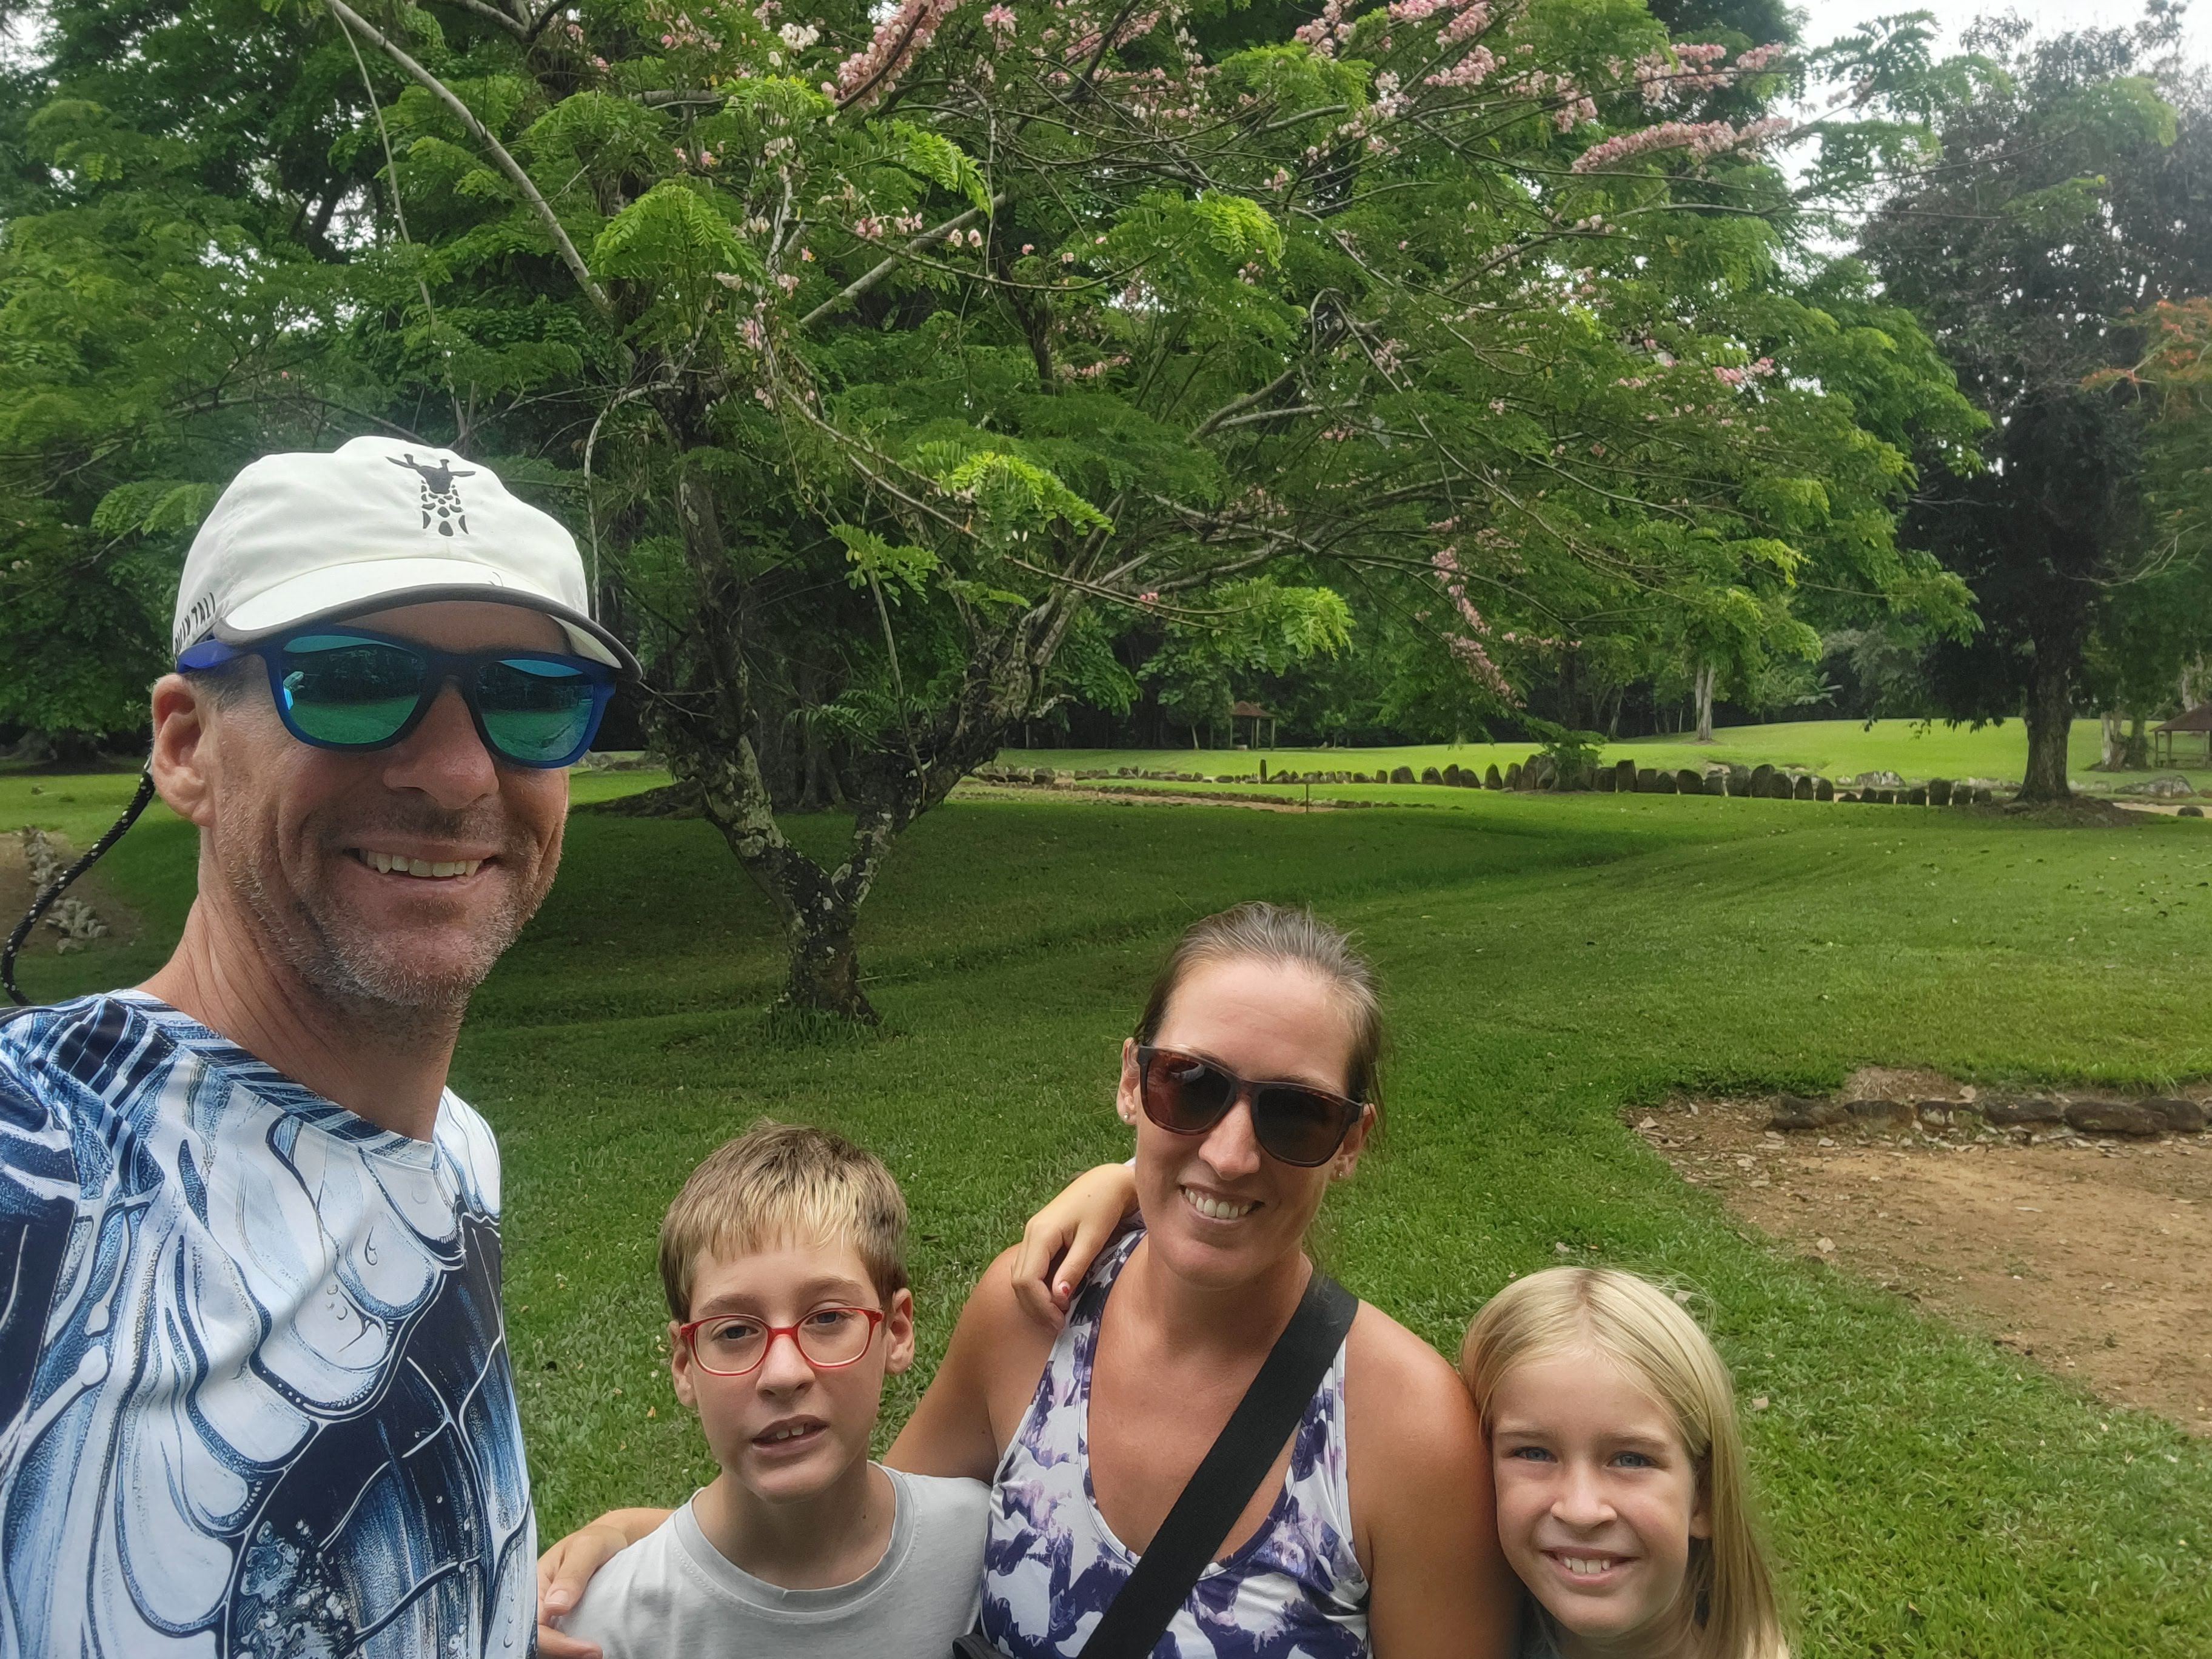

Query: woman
[{"left": 542, "top": 903, "right": 1513, "bottom": 1657}]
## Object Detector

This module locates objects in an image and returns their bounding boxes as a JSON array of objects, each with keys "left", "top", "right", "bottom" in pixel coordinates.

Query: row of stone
[
  {"left": 977, "top": 759, "right": 2005, "bottom": 802},
  {"left": 1769, "top": 1093, "right": 2207, "bottom": 1139}
]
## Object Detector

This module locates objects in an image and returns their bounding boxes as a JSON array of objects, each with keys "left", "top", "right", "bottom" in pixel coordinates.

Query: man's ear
[
  {"left": 668, "top": 1319, "right": 700, "bottom": 1409},
  {"left": 150, "top": 673, "right": 218, "bottom": 829},
  {"left": 882, "top": 1287, "right": 917, "bottom": 1375}
]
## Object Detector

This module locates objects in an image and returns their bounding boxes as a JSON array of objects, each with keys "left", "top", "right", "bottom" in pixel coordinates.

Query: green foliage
[
  {"left": 1835, "top": 13, "right": 2212, "bottom": 791},
  {"left": 0, "top": 0, "right": 1992, "bottom": 988}
]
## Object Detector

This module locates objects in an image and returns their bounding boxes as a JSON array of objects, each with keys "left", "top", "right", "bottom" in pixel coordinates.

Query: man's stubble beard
[{"left": 221, "top": 802, "right": 556, "bottom": 1035}]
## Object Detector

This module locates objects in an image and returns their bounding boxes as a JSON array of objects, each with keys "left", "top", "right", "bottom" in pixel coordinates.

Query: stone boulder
[
  {"left": 2181, "top": 805, "right": 2205, "bottom": 818},
  {"left": 1443, "top": 763, "right": 1463, "bottom": 786},
  {"left": 1391, "top": 765, "right": 1416, "bottom": 784},
  {"left": 1984, "top": 1097, "right": 2063, "bottom": 1126},
  {"left": 1703, "top": 771, "right": 1727, "bottom": 796},
  {"left": 1485, "top": 764, "right": 1504, "bottom": 789},
  {"left": 1728, "top": 764, "right": 1753, "bottom": 796},
  {"left": 1815, "top": 777, "right": 1835, "bottom": 802},
  {"left": 1678, "top": 768, "right": 1705, "bottom": 794},
  {"left": 1793, "top": 775, "right": 1815, "bottom": 801},
  {"left": 1848, "top": 1098, "right": 1916, "bottom": 1131},
  {"left": 1927, "top": 778, "right": 1954, "bottom": 807},
  {"left": 1616, "top": 759, "right": 1639, "bottom": 792},
  {"left": 2064, "top": 1099, "right": 2167, "bottom": 1138},
  {"left": 1421, "top": 766, "right": 1443, "bottom": 785},
  {"left": 1768, "top": 1096, "right": 1847, "bottom": 1131},
  {"left": 1504, "top": 762, "right": 1523, "bottom": 789},
  {"left": 1905, "top": 785, "right": 1928, "bottom": 806},
  {"left": 1750, "top": 763, "right": 1777, "bottom": 798},
  {"left": 2119, "top": 773, "right": 2196, "bottom": 799},
  {"left": 1526, "top": 754, "right": 1557, "bottom": 790},
  {"left": 2143, "top": 1097, "right": 2208, "bottom": 1134},
  {"left": 1595, "top": 766, "right": 1617, "bottom": 793}
]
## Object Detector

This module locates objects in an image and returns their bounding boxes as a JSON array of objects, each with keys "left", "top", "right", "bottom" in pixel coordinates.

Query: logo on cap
[{"left": 390, "top": 452, "right": 478, "bottom": 537}]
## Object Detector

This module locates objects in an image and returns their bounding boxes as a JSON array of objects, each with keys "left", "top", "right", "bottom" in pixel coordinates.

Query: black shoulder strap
[{"left": 1078, "top": 1269, "right": 1360, "bottom": 1659}]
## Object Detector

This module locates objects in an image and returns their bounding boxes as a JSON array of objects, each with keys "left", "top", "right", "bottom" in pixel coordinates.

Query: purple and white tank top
[{"left": 978, "top": 1228, "right": 1371, "bottom": 1658}]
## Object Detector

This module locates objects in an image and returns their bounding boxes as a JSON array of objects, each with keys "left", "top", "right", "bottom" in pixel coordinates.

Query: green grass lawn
[
  {"left": 7, "top": 774, "right": 2211, "bottom": 1654},
  {"left": 1000, "top": 716, "right": 2212, "bottom": 793}
]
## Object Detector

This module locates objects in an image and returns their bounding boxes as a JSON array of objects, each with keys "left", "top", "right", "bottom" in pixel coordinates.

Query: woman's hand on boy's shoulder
[
  {"left": 1009, "top": 1161, "right": 1139, "bottom": 1329},
  {"left": 1344, "top": 1306, "right": 1518, "bottom": 1659},
  {"left": 535, "top": 1509, "right": 669, "bottom": 1658}
]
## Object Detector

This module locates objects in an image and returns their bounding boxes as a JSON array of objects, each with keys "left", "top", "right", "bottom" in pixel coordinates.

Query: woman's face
[
  {"left": 1488, "top": 1348, "right": 1710, "bottom": 1654},
  {"left": 1117, "top": 956, "right": 1370, "bottom": 1289}
]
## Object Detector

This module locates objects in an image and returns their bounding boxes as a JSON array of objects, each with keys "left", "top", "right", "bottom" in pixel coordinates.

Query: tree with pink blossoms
[{"left": 0, "top": 0, "right": 1981, "bottom": 1016}]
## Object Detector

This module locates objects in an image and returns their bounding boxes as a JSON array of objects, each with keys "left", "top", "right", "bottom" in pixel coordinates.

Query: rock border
[{"left": 1765, "top": 1087, "right": 2208, "bottom": 1143}]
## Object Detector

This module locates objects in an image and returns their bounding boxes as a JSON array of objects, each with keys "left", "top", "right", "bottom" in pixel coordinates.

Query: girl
[{"left": 1465, "top": 1268, "right": 1789, "bottom": 1659}]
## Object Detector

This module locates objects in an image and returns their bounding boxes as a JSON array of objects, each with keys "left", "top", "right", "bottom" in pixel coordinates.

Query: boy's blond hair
[
  {"left": 1461, "top": 1267, "right": 1790, "bottom": 1659},
  {"left": 659, "top": 1121, "right": 908, "bottom": 1319}
]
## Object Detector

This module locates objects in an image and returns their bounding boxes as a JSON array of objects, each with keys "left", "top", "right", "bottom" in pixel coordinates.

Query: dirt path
[{"left": 1635, "top": 1081, "right": 2212, "bottom": 1434}]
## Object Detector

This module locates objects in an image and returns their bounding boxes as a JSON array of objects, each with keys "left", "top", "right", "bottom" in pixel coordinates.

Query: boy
[{"left": 559, "top": 1122, "right": 988, "bottom": 1656}]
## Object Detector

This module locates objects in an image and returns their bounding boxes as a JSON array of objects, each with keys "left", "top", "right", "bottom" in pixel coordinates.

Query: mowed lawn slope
[
  {"left": 7, "top": 778, "right": 2211, "bottom": 1655},
  {"left": 1004, "top": 715, "right": 2210, "bottom": 792}
]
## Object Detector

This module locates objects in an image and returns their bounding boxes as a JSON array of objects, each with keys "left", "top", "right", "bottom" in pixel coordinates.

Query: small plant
[{"left": 1523, "top": 718, "right": 1607, "bottom": 787}]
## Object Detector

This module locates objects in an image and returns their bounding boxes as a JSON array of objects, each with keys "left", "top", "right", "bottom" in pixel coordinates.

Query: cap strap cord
[{"left": 3, "top": 769, "right": 158, "bottom": 1008}]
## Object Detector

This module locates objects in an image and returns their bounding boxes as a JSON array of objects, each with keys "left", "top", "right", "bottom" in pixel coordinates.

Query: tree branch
[
  {"left": 1190, "top": 369, "right": 1301, "bottom": 439},
  {"left": 799, "top": 194, "right": 1009, "bottom": 330},
  {"left": 324, "top": 0, "right": 610, "bottom": 313},
  {"left": 446, "top": 0, "right": 530, "bottom": 39}
]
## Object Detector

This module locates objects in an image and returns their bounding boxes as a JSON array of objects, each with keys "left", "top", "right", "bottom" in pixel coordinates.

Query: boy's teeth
[
  {"left": 1182, "top": 1188, "right": 1256, "bottom": 1221},
  {"left": 1563, "top": 1557, "right": 1614, "bottom": 1577},
  {"left": 363, "top": 853, "right": 482, "bottom": 879},
  {"left": 765, "top": 1425, "right": 814, "bottom": 1442}
]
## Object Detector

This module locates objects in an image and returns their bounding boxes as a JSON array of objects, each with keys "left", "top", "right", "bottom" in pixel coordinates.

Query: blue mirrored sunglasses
[{"left": 178, "top": 626, "right": 617, "bottom": 769}]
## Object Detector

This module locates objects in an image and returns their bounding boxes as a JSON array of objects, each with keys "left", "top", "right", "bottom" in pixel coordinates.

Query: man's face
[{"left": 176, "top": 600, "right": 572, "bottom": 1014}]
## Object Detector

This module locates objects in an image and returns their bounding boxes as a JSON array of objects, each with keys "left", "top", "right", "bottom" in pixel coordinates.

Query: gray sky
[{"left": 1795, "top": 0, "right": 2211, "bottom": 61}]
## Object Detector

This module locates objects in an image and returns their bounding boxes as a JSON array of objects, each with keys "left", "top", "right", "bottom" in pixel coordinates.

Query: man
[{"left": 0, "top": 437, "right": 637, "bottom": 1655}]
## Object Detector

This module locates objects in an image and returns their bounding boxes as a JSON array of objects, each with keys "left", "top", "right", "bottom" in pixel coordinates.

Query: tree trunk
[
  {"left": 2020, "top": 648, "right": 2074, "bottom": 802},
  {"left": 1693, "top": 663, "right": 1717, "bottom": 744},
  {"left": 2122, "top": 711, "right": 2149, "bottom": 771},
  {"left": 2100, "top": 710, "right": 2125, "bottom": 770}
]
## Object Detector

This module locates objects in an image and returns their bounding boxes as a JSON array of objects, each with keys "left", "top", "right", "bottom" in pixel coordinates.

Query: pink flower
[
  {"left": 1138, "top": 590, "right": 1159, "bottom": 603},
  {"left": 1436, "top": 0, "right": 1489, "bottom": 45},
  {"left": 1022, "top": 243, "right": 1034, "bottom": 253},
  {"left": 835, "top": 0, "right": 967, "bottom": 109},
  {"left": 984, "top": 2, "right": 1016, "bottom": 29}
]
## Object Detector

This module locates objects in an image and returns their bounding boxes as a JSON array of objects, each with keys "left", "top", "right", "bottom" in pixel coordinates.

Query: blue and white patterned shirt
[{"left": 0, "top": 993, "right": 534, "bottom": 1657}]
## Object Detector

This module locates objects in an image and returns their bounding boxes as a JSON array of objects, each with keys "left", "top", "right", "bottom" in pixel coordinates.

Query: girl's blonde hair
[{"left": 1462, "top": 1268, "right": 1789, "bottom": 1659}]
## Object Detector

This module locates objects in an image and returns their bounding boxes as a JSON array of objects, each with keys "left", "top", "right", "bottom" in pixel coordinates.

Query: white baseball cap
[{"left": 173, "top": 435, "right": 638, "bottom": 674}]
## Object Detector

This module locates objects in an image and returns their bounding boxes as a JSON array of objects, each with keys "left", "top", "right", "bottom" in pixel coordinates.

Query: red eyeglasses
[
  {"left": 675, "top": 1306, "right": 885, "bottom": 1378},
  {"left": 1134, "top": 1045, "right": 1367, "bottom": 1167}
]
